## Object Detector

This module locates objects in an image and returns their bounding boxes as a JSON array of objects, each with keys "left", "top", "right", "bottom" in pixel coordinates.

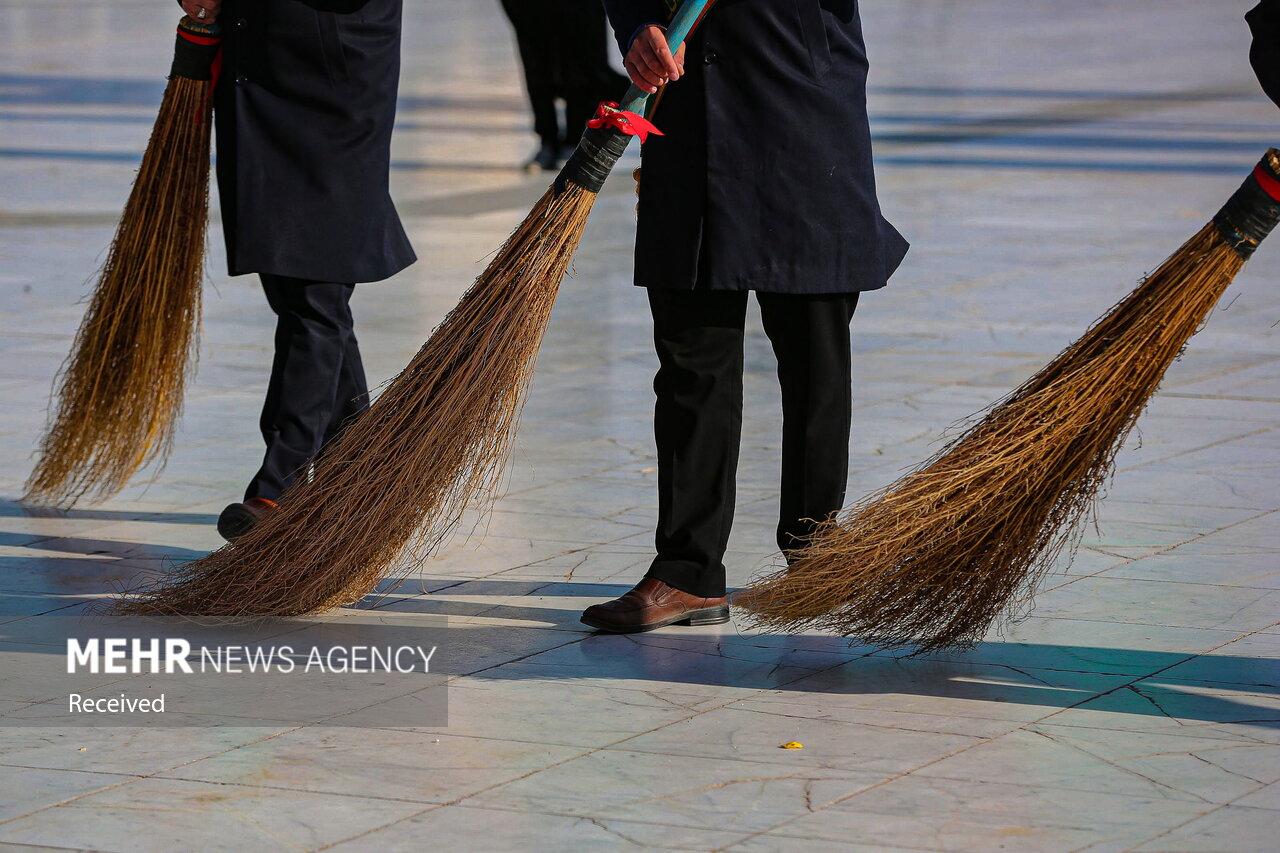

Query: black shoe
[
  {"left": 216, "top": 497, "right": 278, "bottom": 542},
  {"left": 525, "top": 143, "right": 560, "bottom": 172}
]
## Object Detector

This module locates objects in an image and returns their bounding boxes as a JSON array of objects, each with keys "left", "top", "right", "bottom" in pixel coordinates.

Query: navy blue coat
[
  {"left": 212, "top": 0, "right": 415, "bottom": 283},
  {"left": 602, "top": 0, "right": 907, "bottom": 294},
  {"left": 1248, "top": 1, "right": 1280, "bottom": 107}
]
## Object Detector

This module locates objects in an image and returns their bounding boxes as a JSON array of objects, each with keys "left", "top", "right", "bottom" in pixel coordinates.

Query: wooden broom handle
[{"left": 618, "top": 0, "right": 717, "bottom": 114}]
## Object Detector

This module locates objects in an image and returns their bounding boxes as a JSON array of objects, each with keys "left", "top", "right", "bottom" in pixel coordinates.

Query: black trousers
[
  {"left": 500, "top": 0, "right": 629, "bottom": 148},
  {"left": 245, "top": 274, "right": 369, "bottom": 502},
  {"left": 646, "top": 288, "right": 860, "bottom": 598}
]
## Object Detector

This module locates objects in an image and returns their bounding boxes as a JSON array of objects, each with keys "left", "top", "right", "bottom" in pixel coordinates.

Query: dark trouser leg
[
  {"left": 557, "top": 0, "right": 628, "bottom": 143},
  {"left": 321, "top": 322, "right": 369, "bottom": 449},
  {"left": 756, "top": 291, "right": 860, "bottom": 557},
  {"left": 563, "top": 87, "right": 599, "bottom": 146},
  {"left": 246, "top": 274, "right": 367, "bottom": 502},
  {"left": 646, "top": 288, "right": 748, "bottom": 599},
  {"left": 527, "top": 85, "right": 560, "bottom": 150},
  {"left": 501, "top": 2, "right": 561, "bottom": 148}
]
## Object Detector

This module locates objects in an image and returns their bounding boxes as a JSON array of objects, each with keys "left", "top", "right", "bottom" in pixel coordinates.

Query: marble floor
[{"left": 1, "top": 1, "right": 1278, "bottom": 850}]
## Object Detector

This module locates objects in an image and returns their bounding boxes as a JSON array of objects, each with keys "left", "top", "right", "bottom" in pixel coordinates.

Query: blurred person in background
[
  {"left": 177, "top": 0, "right": 416, "bottom": 540},
  {"left": 500, "top": 0, "right": 630, "bottom": 170}
]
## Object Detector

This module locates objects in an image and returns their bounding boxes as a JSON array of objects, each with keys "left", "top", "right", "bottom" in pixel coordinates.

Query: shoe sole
[
  {"left": 216, "top": 505, "right": 259, "bottom": 542},
  {"left": 580, "top": 605, "right": 730, "bottom": 634}
]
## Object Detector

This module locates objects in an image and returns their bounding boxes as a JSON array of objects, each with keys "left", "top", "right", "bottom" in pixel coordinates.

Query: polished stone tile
[
  {"left": 1234, "top": 782, "right": 1280, "bottom": 810},
  {"left": 391, "top": 675, "right": 729, "bottom": 748},
  {"left": 0, "top": 593, "right": 85, "bottom": 626},
  {"left": 887, "top": 617, "right": 1246, "bottom": 678},
  {"left": 468, "top": 748, "right": 883, "bottom": 833},
  {"left": 614, "top": 701, "right": 983, "bottom": 775},
  {"left": 911, "top": 728, "right": 1214, "bottom": 802},
  {"left": 1130, "top": 805, "right": 1280, "bottom": 852},
  {"left": 1023, "top": 724, "right": 1278, "bottom": 804},
  {"left": 1045, "top": 681, "right": 1280, "bottom": 744},
  {"left": 730, "top": 837, "right": 936, "bottom": 853},
  {"left": 327, "top": 805, "right": 751, "bottom": 852},
  {"left": 479, "top": 630, "right": 851, "bottom": 699},
  {"left": 1030, "top": 576, "right": 1280, "bottom": 632},
  {"left": 1102, "top": 550, "right": 1280, "bottom": 589},
  {"left": 2, "top": 0, "right": 1278, "bottom": 850},
  {"left": 1154, "top": 633, "right": 1280, "bottom": 688},
  {"left": 0, "top": 726, "right": 290, "bottom": 777},
  {"left": 274, "top": 611, "right": 584, "bottom": 678},
  {"left": 769, "top": 774, "right": 1212, "bottom": 852},
  {"left": 755, "top": 655, "right": 1134, "bottom": 724},
  {"left": 0, "top": 766, "right": 125, "bottom": 823},
  {"left": 0, "top": 778, "right": 426, "bottom": 852},
  {"left": 0, "top": 642, "right": 143, "bottom": 705},
  {"left": 0, "top": 552, "right": 168, "bottom": 599},
  {"left": 157, "top": 727, "right": 585, "bottom": 806}
]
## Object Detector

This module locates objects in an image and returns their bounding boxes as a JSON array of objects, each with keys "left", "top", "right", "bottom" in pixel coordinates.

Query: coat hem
[
  {"left": 227, "top": 253, "right": 417, "bottom": 285},
  {"left": 633, "top": 279, "right": 890, "bottom": 296}
]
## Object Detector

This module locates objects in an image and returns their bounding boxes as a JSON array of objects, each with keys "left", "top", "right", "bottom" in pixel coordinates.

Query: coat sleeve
[
  {"left": 1248, "top": 0, "right": 1280, "bottom": 107},
  {"left": 601, "top": 0, "right": 670, "bottom": 57}
]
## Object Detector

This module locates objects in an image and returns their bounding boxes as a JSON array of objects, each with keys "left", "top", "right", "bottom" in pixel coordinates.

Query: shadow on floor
[
  {"left": 1, "top": 578, "right": 1274, "bottom": 730},
  {"left": 0, "top": 498, "right": 219, "bottom": 527},
  {"left": 1, "top": 510, "right": 1274, "bottom": 731}
]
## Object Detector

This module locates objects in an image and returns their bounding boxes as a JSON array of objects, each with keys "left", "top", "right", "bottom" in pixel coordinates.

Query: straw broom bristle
[
  {"left": 112, "top": 183, "right": 597, "bottom": 622},
  {"left": 24, "top": 75, "right": 211, "bottom": 507},
  {"left": 734, "top": 222, "right": 1245, "bottom": 653}
]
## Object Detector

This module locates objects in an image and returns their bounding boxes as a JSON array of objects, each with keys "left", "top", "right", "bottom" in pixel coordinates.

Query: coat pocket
[{"left": 795, "top": 0, "right": 833, "bottom": 81}]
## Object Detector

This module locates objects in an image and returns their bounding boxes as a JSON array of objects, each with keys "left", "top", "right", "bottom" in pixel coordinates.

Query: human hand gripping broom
[
  {"left": 111, "top": 0, "right": 717, "bottom": 622},
  {"left": 734, "top": 150, "right": 1280, "bottom": 654},
  {"left": 24, "top": 17, "right": 222, "bottom": 508}
]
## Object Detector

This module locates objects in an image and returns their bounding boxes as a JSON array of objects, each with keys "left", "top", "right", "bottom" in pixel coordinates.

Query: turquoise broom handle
[
  {"left": 553, "top": 0, "right": 716, "bottom": 194},
  {"left": 618, "top": 0, "right": 714, "bottom": 114}
]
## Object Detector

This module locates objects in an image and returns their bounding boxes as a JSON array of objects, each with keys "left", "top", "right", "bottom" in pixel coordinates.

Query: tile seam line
[
  {"left": 1115, "top": 797, "right": 1263, "bottom": 852},
  {"left": 407, "top": 800, "right": 932, "bottom": 853},
  {"left": 1085, "top": 617, "right": 1280, "bottom": 850},
  {"left": 711, "top": 619, "right": 1280, "bottom": 851},
  {"left": 1036, "top": 506, "right": 1279, "bottom": 595},
  {"left": 319, "top": 639, "right": 873, "bottom": 849},
  {"left": 0, "top": 761, "right": 153, "bottom": 781},
  {"left": 1118, "top": 423, "right": 1279, "bottom": 473},
  {"left": 11, "top": 654, "right": 784, "bottom": 819},
  {"left": 307, "top": 706, "right": 746, "bottom": 851},
  {"left": 311, "top": 803, "right": 444, "bottom": 852},
  {"left": 0, "top": 841, "right": 92, "bottom": 853},
  {"left": 236, "top": 632, "right": 597, "bottom": 728},
  {"left": 0, "top": 724, "right": 307, "bottom": 828},
  {"left": 1047, "top": 574, "right": 1280, "bottom": 592},
  {"left": 108, "top": 771, "right": 459, "bottom": 809},
  {"left": 1026, "top": 614, "right": 1280, "bottom": 634}
]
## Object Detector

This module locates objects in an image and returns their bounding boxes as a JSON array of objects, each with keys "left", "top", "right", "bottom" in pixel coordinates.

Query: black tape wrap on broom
[
  {"left": 170, "top": 19, "right": 222, "bottom": 82},
  {"left": 554, "top": 125, "right": 632, "bottom": 195},
  {"left": 1213, "top": 149, "right": 1280, "bottom": 259}
]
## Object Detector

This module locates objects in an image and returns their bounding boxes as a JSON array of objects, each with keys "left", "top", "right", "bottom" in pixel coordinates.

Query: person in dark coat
[
  {"left": 1248, "top": 1, "right": 1280, "bottom": 107},
  {"left": 500, "top": 0, "right": 630, "bottom": 170},
  {"left": 179, "top": 0, "right": 416, "bottom": 540},
  {"left": 581, "top": 0, "right": 908, "bottom": 633}
]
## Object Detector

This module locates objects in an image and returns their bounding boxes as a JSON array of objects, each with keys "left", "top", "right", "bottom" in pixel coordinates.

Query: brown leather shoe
[
  {"left": 580, "top": 577, "right": 729, "bottom": 634},
  {"left": 216, "top": 497, "right": 279, "bottom": 542}
]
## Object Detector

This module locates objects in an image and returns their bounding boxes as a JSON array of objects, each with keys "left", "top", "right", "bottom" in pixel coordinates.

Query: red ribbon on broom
[{"left": 587, "top": 101, "right": 664, "bottom": 143}]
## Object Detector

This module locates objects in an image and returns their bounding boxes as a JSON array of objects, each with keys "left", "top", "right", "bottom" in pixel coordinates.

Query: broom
[
  {"left": 111, "top": 0, "right": 716, "bottom": 623},
  {"left": 24, "top": 16, "right": 223, "bottom": 508},
  {"left": 734, "top": 150, "right": 1280, "bottom": 654}
]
